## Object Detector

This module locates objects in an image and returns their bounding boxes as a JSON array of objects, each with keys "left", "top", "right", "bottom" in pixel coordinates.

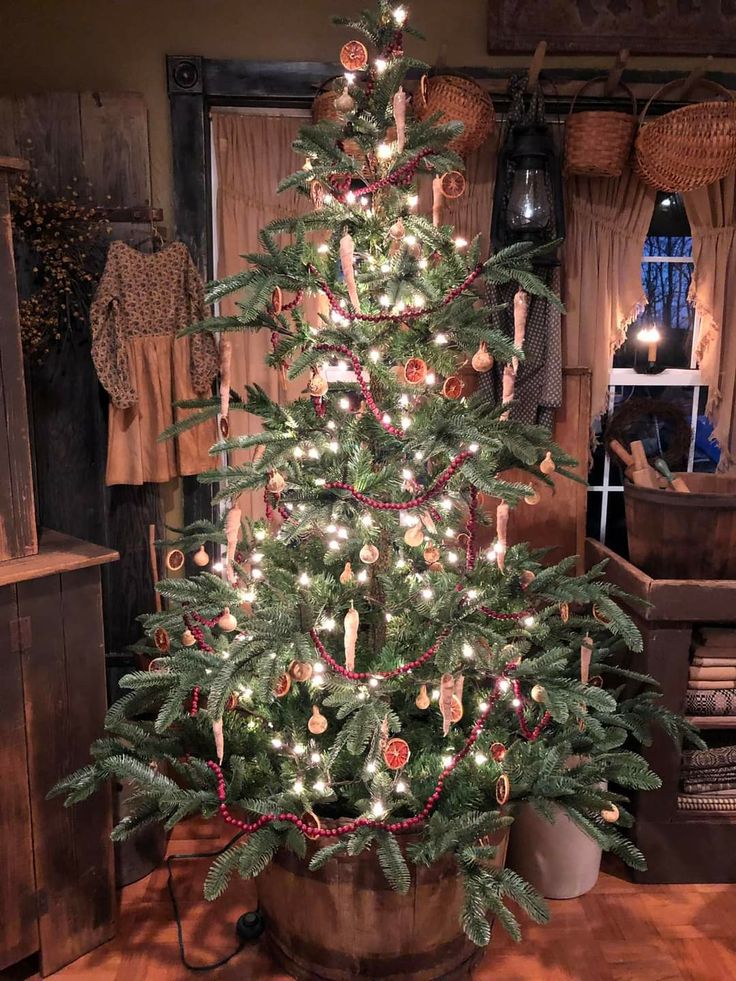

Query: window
[{"left": 587, "top": 192, "right": 719, "bottom": 554}]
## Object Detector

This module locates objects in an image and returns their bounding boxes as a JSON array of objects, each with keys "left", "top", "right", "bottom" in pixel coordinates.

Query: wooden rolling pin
[{"left": 629, "top": 440, "right": 661, "bottom": 488}]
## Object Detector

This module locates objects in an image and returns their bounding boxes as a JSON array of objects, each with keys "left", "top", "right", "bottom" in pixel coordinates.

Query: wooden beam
[
  {"left": 0, "top": 156, "right": 29, "bottom": 173},
  {"left": 604, "top": 49, "right": 630, "bottom": 96},
  {"left": 526, "top": 41, "right": 547, "bottom": 92}
]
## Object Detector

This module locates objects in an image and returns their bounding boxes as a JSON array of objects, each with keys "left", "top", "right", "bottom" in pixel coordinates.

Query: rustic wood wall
[{"left": 0, "top": 92, "right": 163, "bottom": 654}]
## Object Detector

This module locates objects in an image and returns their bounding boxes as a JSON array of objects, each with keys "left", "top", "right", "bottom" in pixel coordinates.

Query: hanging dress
[{"left": 91, "top": 241, "right": 218, "bottom": 485}]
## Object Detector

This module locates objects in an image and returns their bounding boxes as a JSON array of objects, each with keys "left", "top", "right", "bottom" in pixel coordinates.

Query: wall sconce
[
  {"left": 491, "top": 121, "right": 565, "bottom": 256},
  {"left": 635, "top": 326, "right": 664, "bottom": 374}
]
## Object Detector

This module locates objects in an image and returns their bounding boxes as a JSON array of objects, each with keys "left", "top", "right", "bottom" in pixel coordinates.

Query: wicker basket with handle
[
  {"left": 413, "top": 73, "right": 495, "bottom": 157},
  {"left": 634, "top": 78, "right": 736, "bottom": 192},
  {"left": 564, "top": 77, "right": 637, "bottom": 178},
  {"left": 312, "top": 79, "right": 397, "bottom": 167}
]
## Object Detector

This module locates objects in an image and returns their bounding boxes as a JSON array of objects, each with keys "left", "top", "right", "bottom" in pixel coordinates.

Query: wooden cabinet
[
  {"left": 0, "top": 157, "right": 36, "bottom": 562},
  {"left": 0, "top": 531, "right": 118, "bottom": 975},
  {"left": 586, "top": 537, "right": 736, "bottom": 884}
]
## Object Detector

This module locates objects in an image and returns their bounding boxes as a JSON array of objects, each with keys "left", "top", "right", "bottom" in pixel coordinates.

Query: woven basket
[
  {"left": 312, "top": 79, "right": 364, "bottom": 160},
  {"left": 312, "top": 80, "right": 398, "bottom": 166},
  {"left": 564, "top": 77, "right": 637, "bottom": 178},
  {"left": 414, "top": 73, "right": 495, "bottom": 157},
  {"left": 635, "top": 78, "right": 736, "bottom": 192}
]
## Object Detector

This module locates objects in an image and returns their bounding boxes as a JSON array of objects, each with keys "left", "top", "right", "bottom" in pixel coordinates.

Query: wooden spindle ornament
[
  {"left": 432, "top": 175, "right": 444, "bottom": 227},
  {"left": 581, "top": 634, "right": 593, "bottom": 685},
  {"left": 344, "top": 602, "right": 359, "bottom": 672},
  {"left": 512, "top": 289, "right": 529, "bottom": 374},
  {"left": 340, "top": 231, "right": 361, "bottom": 312},
  {"left": 500, "top": 364, "right": 515, "bottom": 420},
  {"left": 212, "top": 718, "right": 224, "bottom": 765},
  {"left": 224, "top": 505, "right": 242, "bottom": 583},
  {"left": 439, "top": 672, "right": 455, "bottom": 736},
  {"left": 495, "top": 501, "right": 509, "bottom": 572},
  {"left": 393, "top": 86, "right": 407, "bottom": 153},
  {"left": 219, "top": 337, "right": 232, "bottom": 421}
]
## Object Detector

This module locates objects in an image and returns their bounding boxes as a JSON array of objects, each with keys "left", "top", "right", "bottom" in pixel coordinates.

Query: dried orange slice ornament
[
  {"left": 451, "top": 694, "right": 463, "bottom": 722},
  {"left": 440, "top": 171, "right": 467, "bottom": 199},
  {"left": 273, "top": 672, "right": 292, "bottom": 698},
  {"left": 404, "top": 357, "right": 427, "bottom": 384},
  {"left": 302, "top": 809, "right": 323, "bottom": 841},
  {"left": 166, "top": 548, "right": 185, "bottom": 572},
  {"left": 490, "top": 742, "right": 507, "bottom": 762},
  {"left": 340, "top": 40, "right": 369, "bottom": 71},
  {"left": 154, "top": 627, "right": 170, "bottom": 653},
  {"left": 442, "top": 375, "right": 464, "bottom": 399},
  {"left": 496, "top": 773, "right": 510, "bottom": 805},
  {"left": 383, "top": 737, "right": 411, "bottom": 770},
  {"left": 270, "top": 286, "right": 283, "bottom": 315}
]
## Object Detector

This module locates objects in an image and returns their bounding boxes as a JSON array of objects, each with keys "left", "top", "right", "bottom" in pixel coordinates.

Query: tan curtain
[
  {"left": 212, "top": 111, "right": 309, "bottom": 519},
  {"left": 564, "top": 167, "right": 657, "bottom": 419},
  {"left": 416, "top": 134, "right": 498, "bottom": 258},
  {"left": 683, "top": 174, "right": 736, "bottom": 471}
]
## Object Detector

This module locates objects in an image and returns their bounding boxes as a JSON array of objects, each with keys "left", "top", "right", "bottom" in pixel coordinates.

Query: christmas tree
[{"left": 54, "top": 1, "right": 697, "bottom": 946}]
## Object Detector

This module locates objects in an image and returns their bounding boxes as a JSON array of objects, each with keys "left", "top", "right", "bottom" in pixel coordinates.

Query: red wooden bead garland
[
  {"left": 315, "top": 342, "right": 405, "bottom": 437},
  {"left": 206, "top": 669, "right": 547, "bottom": 839},
  {"left": 465, "top": 485, "right": 478, "bottom": 571},
  {"left": 328, "top": 148, "right": 433, "bottom": 202},
  {"left": 309, "top": 263, "right": 484, "bottom": 324},
  {"left": 324, "top": 451, "right": 473, "bottom": 511},
  {"left": 310, "top": 626, "right": 450, "bottom": 680}
]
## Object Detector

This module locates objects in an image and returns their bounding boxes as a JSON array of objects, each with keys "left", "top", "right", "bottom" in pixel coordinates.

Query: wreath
[
  {"left": 604, "top": 396, "right": 692, "bottom": 471},
  {"left": 10, "top": 173, "right": 111, "bottom": 360}
]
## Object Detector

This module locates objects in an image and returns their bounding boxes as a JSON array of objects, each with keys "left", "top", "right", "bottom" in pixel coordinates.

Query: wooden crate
[
  {"left": 0, "top": 530, "right": 118, "bottom": 975},
  {"left": 0, "top": 156, "right": 37, "bottom": 562},
  {"left": 586, "top": 537, "right": 736, "bottom": 884}
]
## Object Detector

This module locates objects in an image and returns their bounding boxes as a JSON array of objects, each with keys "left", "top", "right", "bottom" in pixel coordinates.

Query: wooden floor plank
[{"left": 5, "top": 822, "right": 736, "bottom": 980}]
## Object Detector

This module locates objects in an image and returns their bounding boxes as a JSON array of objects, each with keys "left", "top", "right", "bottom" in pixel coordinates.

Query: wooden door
[{"left": 0, "top": 93, "right": 163, "bottom": 652}]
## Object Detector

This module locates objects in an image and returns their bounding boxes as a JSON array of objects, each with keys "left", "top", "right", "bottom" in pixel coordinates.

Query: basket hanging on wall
[
  {"left": 564, "top": 77, "right": 637, "bottom": 178},
  {"left": 413, "top": 73, "right": 495, "bottom": 157},
  {"left": 634, "top": 78, "right": 736, "bottom": 192}
]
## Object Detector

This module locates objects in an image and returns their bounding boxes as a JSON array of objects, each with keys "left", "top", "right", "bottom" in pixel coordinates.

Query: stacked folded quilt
[
  {"left": 679, "top": 745, "right": 736, "bottom": 811},
  {"left": 685, "top": 628, "right": 736, "bottom": 716}
]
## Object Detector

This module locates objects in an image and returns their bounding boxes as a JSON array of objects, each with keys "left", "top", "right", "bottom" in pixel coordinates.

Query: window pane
[
  {"left": 613, "top": 256, "right": 695, "bottom": 369},
  {"left": 648, "top": 192, "right": 691, "bottom": 238},
  {"left": 604, "top": 490, "right": 627, "bottom": 555}
]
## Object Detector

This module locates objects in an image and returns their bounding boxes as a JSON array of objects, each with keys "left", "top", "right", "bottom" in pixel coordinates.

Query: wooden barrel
[
  {"left": 256, "top": 829, "right": 508, "bottom": 981},
  {"left": 624, "top": 473, "right": 736, "bottom": 580}
]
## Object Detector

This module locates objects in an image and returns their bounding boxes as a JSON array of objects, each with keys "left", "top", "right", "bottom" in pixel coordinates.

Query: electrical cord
[{"left": 166, "top": 831, "right": 266, "bottom": 972}]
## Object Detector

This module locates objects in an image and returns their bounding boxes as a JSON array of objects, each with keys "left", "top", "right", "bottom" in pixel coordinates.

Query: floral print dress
[{"left": 91, "top": 241, "right": 218, "bottom": 485}]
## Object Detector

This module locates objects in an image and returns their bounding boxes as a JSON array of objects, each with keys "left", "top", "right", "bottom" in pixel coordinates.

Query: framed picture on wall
[{"left": 488, "top": 0, "right": 736, "bottom": 55}]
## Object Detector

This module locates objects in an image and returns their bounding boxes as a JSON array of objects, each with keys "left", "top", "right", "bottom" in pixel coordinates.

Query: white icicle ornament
[{"left": 344, "top": 603, "right": 359, "bottom": 671}]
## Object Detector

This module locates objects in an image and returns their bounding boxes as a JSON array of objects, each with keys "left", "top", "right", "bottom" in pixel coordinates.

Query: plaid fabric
[{"left": 479, "top": 271, "right": 563, "bottom": 430}]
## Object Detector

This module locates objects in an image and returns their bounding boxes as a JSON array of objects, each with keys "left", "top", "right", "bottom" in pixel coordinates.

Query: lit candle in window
[{"left": 638, "top": 326, "right": 661, "bottom": 365}]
